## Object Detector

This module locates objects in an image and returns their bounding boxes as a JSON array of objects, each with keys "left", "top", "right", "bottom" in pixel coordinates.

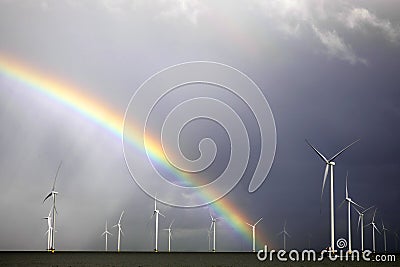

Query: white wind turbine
[
  {"left": 163, "top": 219, "right": 174, "bottom": 252},
  {"left": 43, "top": 161, "right": 62, "bottom": 251},
  {"left": 245, "top": 217, "right": 263, "bottom": 252},
  {"left": 354, "top": 205, "right": 374, "bottom": 251},
  {"left": 113, "top": 211, "right": 125, "bottom": 252},
  {"left": 382, "top": 220, "right": 389, "bottom": 253},
  {"left": 306, "top": 139, "right": 359, "bottom": 252},
  {"left": 101, "top": 220, "right": 112, "bottom": 252},
  {"left": 277, "top": 220, "right": 290, "bottom": 251},
  {"left": 151, "top": 196, "right": 165, "bottom": 252},
  {"left": 209, "top": 211, "right": 222, "bottom": 252},
  {"left": 42, "top": 210, "right": 53, "bottom": 251},
  {"left": 365, "top": 208, "right": 381, "bottom": 253},
  {"left": 338, "top": 173, "right": 363, "bottom": 253}
]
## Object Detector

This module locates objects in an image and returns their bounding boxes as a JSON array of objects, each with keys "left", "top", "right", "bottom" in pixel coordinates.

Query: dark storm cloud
[{"left": 0, "top": 0, "right": 399, "bottom": 252}]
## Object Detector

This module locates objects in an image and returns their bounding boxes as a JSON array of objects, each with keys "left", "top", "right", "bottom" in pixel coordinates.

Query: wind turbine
[
  {"left": 113, "top": 211, "right": 124, "bottom": 252},
  {"left": 151, "top": 196, "right": 165, "bottom": 252},
  {"left": 209, "top": 212, "right": 222, "bottom": 252},
  {"left": 394, "top": 231, "right": 399, "bottom": 252},
  {"left": 338, "top": 173, "right": 363, "bottom": 253},
  {"left": 245, "top": 217, "right": 263, "bottom": 252},
  {"left": 43, "top": 161, "right": 62, "bottom": 251},
  {"left": 365, "top": 208, "right": 381, "bottom": 253},
  {"left": 101, "top": 220, "right": 112, "bottom": 252},
  {"left": 277, "top": 221, "right": 290, "bottom": 251},
  {"left": 42, "top": 210, "right": 53, "bottom": 251},
  {"left": 306, "top": 139, "right": 359, "bottom": 252},
  {"left": 382, "top": 220, "right": 389, "bottom": 253},
  {"left": 163, "top": 219, "right": 174, "bottom": 252},
  {"left": 354, "top": 205, "right": 374, "bottom": 251}
]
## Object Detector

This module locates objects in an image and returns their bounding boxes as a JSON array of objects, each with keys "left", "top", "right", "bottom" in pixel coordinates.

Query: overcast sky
[{"left": 0, "top": 0, "right": 399, "bottom": 252}]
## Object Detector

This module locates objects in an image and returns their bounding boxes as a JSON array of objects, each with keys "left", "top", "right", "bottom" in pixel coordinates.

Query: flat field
[{"left": 0, "top": 252, "right": 398, "bottom": 267}]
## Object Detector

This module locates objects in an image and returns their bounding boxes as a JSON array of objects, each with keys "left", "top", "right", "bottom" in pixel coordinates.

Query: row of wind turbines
[
  {"left": 41, "top": 139, "right": 397, "bottom": 253},
  {"left": 100, "top": 198, "right": 264, "bottom": 253},
  {"left": 306, "top": 139, "right": 396, "bottom": 253}
]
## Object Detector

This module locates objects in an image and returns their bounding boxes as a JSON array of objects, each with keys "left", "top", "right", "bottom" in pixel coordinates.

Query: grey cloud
[
  {"left": 311, "top": 24, "right": 367, "bottom": 65},
  {"left": 342, "top": 7, "right": 400, "bottom": 44}
]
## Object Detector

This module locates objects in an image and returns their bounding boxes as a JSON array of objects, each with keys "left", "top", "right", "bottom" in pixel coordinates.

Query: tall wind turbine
[
  {"left": 338, "top": 173, "right": 363, "bottom": 253},
  {"left": 151, "top": 197, "right": 165, "bottom": 252},
  {"left": 245, "top": 217, "right": 262, "bottom": 252},
  {"left": 354, "top": 205, "right": 374, "bottom": 251},
  {"left": 163, "top": 219, "right": 174, "bottom": 252},
  {"left": 101, "top": 220, "right": 112, "bottom": 252},
  {"left": 43, "top": 210, "right": 53, "bottom": 251},
  {"left": 365, "top": 208, "right": 381, "bottom": 253},
  {"left": 277, "top": 221, "right": 291, "bottom": 251},
  {"left": 113, "top": 211, "right": 125, "bottom": 252},
  {"left": 43, "top": 161, "right": 62, "bottom": 251},
  {"left": 382, "top": 220, "right": 389, "bottom": 253},
  {"left": 209, "top": 212, "right": 222, "bottom": 252},
  {"left": 306, "top": 139, "right": 359, "bottom": 252}
]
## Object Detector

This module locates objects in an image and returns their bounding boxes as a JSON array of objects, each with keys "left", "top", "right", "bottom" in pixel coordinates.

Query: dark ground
[{"left": 0, "top": 252, "right": 398, "bottom": 267}]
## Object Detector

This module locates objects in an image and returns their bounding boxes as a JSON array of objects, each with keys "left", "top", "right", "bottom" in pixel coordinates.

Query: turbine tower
[
  {"left": 382, "top": 220, "right": 389, "bottom": 253},
  {"left": 338, "top": 173, "right": 363, "bottom": 253},
  {"left": 113, "top": 211, "right": 125, "bottom": 252},
  {"left": 42, "top": 210, "right": 53, "bottom": 251},
  {"left": 43, "top": 161, "right": 62, "bottom": 252},
  {"left": 163, "top": 219, "right": 174, "bottom": 252},
  {"left": 151, "top": 196, "right": 165, "bottom": 252},
  {"left": 277, "top": 221, "right": 290, "bottom": 251},
  {"left": 245, "top": 217, "right": 263, "bottom": 252},
  {"left": 365, "top": 208, "right": 380, "bottom": 253},
  {"left": 207, "top": 229, "right": 212, "bottom": 252},
  {"left": 209, "top": 212, "right": 222, "bottom": 252},
  {"left": 394, "top": 232, "right": 399, "bottom": 252},
  {"left": 306, "top": 139, "right": 359, "bottom": 252},
  {"left": 354, "top": 205, "right": 374, "bottom": 251},
  {"left": 101, "top": 220, "right": 112, "bottom": 252}
]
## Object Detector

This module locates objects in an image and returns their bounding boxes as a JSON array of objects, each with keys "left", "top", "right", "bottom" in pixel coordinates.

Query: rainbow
[{"left": 0, "top": 54, "right": 269, "bottom": 249}]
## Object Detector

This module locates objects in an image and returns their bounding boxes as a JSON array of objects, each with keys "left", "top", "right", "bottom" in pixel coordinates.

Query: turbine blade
[
  {"left": 52, "top": 161, "right": 63, "bottom": 191},
  {"left": 374, "top": 225, "right": 381, "bottom": 235},
  {"left": 372, "top": 208, "right": 377, "bottom": 222},
  {"left": 329, "top": 139, "right": 360, "bottom": 162},
  {"left": 320, "top": 164, "right": 329, "bottom": 212},
  {"left": 245, "top": 222, "right": 252, "bottom": 227},
  {"left": 121, "top": 229, "right": 125, "bottom": 237},
  {"left": 119, "top": 210, "right": 125, "bottom": 224},
  {"left": 363, "top": 205, "right": 375, "bottom": 214},
  {"left": 43, "top": 192, "right": 52, "bottom": 203},
  {"left": 255, "top": 217, "right": 263, "bottom": 226},
  {"left": 353, "top": 206, "right": 361, "bottom": 215},
  {"left": 209, "top": 222, "right": 213, "bottom": 232},
  {"left": 159, "top": 212, "right": 166, "bottom": 218},
  {"left": 345, "top": 172, "right": 349, "bottom": 198},
  {"left": 169, "top": 219, "right": 175, "bottom": 228},
  {"left": 305, "top": 139, "right": 328, "bottom": 163},
  {"left": 350, "top": 200, "right": 364, "bottom": 210},
  {"left": 357, "top": 214, "right": 361, "bottom": 231},
  {"left": 338, "top": 199, "right": 346, "bottom": 209}
]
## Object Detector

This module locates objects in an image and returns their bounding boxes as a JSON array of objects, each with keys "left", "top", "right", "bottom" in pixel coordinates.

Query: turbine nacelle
[{"left": 328, "top": 161, "right": 336, "bottom": 166}]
